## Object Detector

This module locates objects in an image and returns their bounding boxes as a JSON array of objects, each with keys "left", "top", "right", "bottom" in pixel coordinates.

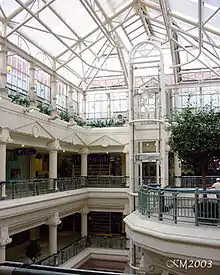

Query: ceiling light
[
  {"left": 21, "top": 144, "right": 24, "bottom": 147},
  {"left": 63, "top": 150, "right": 65, "bottom": 153}
]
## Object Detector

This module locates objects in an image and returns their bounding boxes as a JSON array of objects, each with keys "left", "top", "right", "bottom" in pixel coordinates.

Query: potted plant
[{"left": 25, "top": 240, "right": 41, "bottom": 263}]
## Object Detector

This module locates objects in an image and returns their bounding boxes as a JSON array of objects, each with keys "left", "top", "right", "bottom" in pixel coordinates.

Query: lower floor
[{"left": 4, "top": 211, "right": 126, "bottom": 263}]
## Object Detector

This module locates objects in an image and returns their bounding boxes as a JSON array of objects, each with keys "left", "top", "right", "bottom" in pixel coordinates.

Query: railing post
[
  {"left": 217, "top": 194, "right": 220, "bottom": 226},
  {"left": 194, "top": 189, "right": 199, "bottom": 226},
  {"left": 146, "top": 189, "right": 151, "bottom": 218},
  {"left": 158, "top": 190, "right": 164, "bottom": 221},
  {"left": 173, "top": 192, "right": 178, "bottom": 224}
]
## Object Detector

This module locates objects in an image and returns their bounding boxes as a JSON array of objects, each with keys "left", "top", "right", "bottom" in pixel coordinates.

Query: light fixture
[
  {"left": 7, "top": 65, "right": 12, "bottom": 72},
  {"left": 106, "top": 152, "right": 109, "bottom": 154},
  {"left": 21, "top": 144, "right": 24, "bottom": 147},
  {"left": 34, "top": 80, "right": 38, "bottom": 85},
  {"left": 62, "top": 150, "right": 65, "bottom": 153}
]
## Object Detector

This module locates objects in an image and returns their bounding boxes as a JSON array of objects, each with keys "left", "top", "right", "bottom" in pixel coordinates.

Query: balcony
[
  {"left": 124, "top": 186, "right": 220, "bottom": 274},
  {"left": 0, "top": 176, "right": 128, "bottom": 200},
  {"left": 138, "top": 185, "right": 220, "bottom": 226}
]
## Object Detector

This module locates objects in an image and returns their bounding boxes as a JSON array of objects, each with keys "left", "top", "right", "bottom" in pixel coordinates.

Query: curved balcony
[
  {"left": 138, "top": 186, "right": 220, "bottom": 226},
  {"left": 124, "top": 186, "right": 220, "bottom": 274}
]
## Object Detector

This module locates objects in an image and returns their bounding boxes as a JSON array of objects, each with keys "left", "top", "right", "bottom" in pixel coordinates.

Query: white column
[
  {"left": 68, "top": 86, "right": 76, "bottom": 125},
  {"left": 0, "top": 227, "right": 12, "bottom": 262},
  {"left": 51, "top": 74, "right": 58, "bottom": 117},
  {"left": 49, "top": 150, "right": 57, "bottom": 179},
  {"left": 0, "top": 43, "right": 8, "bottom": 98},
  {"left": 81, "top": 205, "right": 89, "bottom": 237},
  {"left": 80, "top": 149, "right": 88, "bottom": 177},
  {"left": 48, "top": 140, "right": 60, "bottom": 190},
  {"left": 123, "top": 144, "right": 129, "bottom": 187},
  {"left": 82, "top": 94, "right": 86, "bottom": 120},
  {"left": 174, "top": 155, "right": 181, "bottom": 187},
  {"left": 47, "top": 212, "right": 61, "bottom": 255},
  {"left": 0, "top": 143, "right": 6, "bottom": 197},
  {"left": 29, "top": 63, "right": 37, "bottom": 107}
]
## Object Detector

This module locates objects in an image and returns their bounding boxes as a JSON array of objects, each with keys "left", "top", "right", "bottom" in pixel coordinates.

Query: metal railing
[
  {"left": 138, "top": 185, "right": 220, "bottom": 226},
  {"left": 169, "top": 176, "right": 220, "bottom": 188},
  {"left": 0, "top": 176, "right": 128, "bottom": 200},
  {"left": 37, "top": 235, "right": 128, "bottom": 267},
  {"left": 0, "top": 261, "right": 123, "bottom": 275}
]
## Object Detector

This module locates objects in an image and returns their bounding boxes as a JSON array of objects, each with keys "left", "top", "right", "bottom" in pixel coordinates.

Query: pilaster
[{"left": 0, "top": 227, "right": 12, "bottom": 262}]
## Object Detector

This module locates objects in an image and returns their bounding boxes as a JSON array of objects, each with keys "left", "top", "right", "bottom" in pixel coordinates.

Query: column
[
  {"left": 0, "top": 43, "right": 8, "bottom": 99},
  {"left": 48, "top": 140, "right": 60, "bottom": 190},
  {"left": 82, "top": 94, "right": 86, "bottom": 120},
  {"left": 50, "top": 74, "right": 58, "bottom": 117},
  {"left": 174, "top": 155, "right": 181, "bottom": 187},
  {"left": 0, "top": 143, "right": 6, "bottom": 197},
  {"left": 80, "top": 147, "right": 89, "bottom": 175},
  {"left": 80, "top": 205, "right": 89, "bottom": 237},
  {"left": 29, "top": 62, "right": 37, "bottom": 107},
  {"left": 0, "top": 128, "right": 11, "bottom": 198},
  {"left": 0, "top": 227, "right": 12, "bottom": 262},
  {"left": 123, "top": 144, "right": 129, "bottom": 187},
  {"left": 47, "top": 212, "right": 61, "bottom": 255},
  {"left": 68, "top": 86, "right": 76, "bottom": 125}
]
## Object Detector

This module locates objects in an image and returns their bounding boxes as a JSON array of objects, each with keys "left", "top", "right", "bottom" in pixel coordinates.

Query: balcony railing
[
  {"left": 37, "top": 235, "right": 128, "bottom": 267},
  {"left": 138, "top": 185, "right": 220, "bottom": 226},
  {"left": 0, "top": 176, "right": 128, "bottom": 200},
  {"left": 0, "top": 261, "right": 123, "bottom": 275},
  {"left": 169, "top": 176, "right": 219, "bottom": 188}
]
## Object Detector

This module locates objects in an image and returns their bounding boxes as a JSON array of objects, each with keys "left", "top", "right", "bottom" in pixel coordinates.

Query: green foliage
[
  {"left": 37, "top": 102, "right": 52, "bottom": 115},
  {"left": 168, "top": 106, "right": 220, "bottom": 188},
  {"left": 60, "top": 111, "right": 70, "bottom": 122},
  {"left": 9, "top": 94, "right": 30, "bottom": 107}
]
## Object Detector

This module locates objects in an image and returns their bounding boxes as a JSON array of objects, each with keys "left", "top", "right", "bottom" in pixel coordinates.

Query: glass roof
[{"left": 0, "top": 0, "right": 220, "bottom": 90}]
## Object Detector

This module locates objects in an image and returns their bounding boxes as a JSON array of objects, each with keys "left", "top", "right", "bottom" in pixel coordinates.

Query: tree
[
  {"left": 168, "top": 106, "right": 220, "bottom": 189},
  {"left": 25, "top": 240, "right": 41, "bottom": 263}
]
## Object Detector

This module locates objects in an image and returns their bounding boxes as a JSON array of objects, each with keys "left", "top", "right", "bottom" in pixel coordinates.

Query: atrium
[{"left": 0, "top": 0, "right": 220, "bottom": 275}]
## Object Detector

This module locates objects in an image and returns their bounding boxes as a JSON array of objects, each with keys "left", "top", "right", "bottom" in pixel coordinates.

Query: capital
[
  {"left": 0, "top": 227, "right": 12, "bottom": 247},
  {"left": 47, "top": 212, "right": 61, "bottom": 226},
  {"left": 80, "top": 204, "right": 89, "bottom": 214},
  {"left": 123, "top": 144, "right": 129, "bottom": 154},
  {"left": 0, "top": 128, "right": 12, "bottom": 144},
  {"left": 47, "top": 139, "right": 61, "bottom": 151},
  {"left": 79, "top": 147, "right": 89, "bottom": 155}
]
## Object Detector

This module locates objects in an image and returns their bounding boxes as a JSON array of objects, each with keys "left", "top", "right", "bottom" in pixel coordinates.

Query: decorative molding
[
  {"left": 12, "top": 121, "right": 55, "bottom": 139},
  {"left": 60, "top": 132, "right": 85, "bottom": 146},
  {"left": 79, "top": 147, "right": 89, "bottom": 155},
  {"left": 123, "top": 203, "right": 130, "bottom": 216},
  {"left": 47, "top": 139, "right": 61, "bottom": 151},
  {"left": 32, "top": 124, "right": 40, "bottom": 138},
  {"left": 0, "top": 128, "right": 12, "bottom": 143},
  {"left": 80, "top": 204, "right": 89, "bottom": 214},
  {"left": 47, "top": 212, "right": 61, "bottom": 226},
  {"left": 0, "top": 227, "right": 12, "bottom": 247},
  {"left": 88, "top": 135, "right": 122, "bottom": 147},
  {"left": 123, "top": 144, "right": 129, "bottom": 154}
]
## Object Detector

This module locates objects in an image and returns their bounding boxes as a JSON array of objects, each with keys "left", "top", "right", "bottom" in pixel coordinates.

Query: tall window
[
  {"left": 7, "top": 53, "right": 29, "bottom": 95},
  {"left": 35, "top": 69, "right": 51, "bottom": 102},
  {"left": 56, "top": 81, "right": 67, "bottom": 111}
]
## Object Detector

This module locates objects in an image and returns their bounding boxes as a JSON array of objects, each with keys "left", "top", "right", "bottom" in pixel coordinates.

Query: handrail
[
  {"left": 144, "top": 185, "right": 220, "bottom": 194},
  {"left": 37, "top": 235, "right": 128, "bottom": 267},
  {"left": 139, "top": 185, "right": 220, "bottom": 226},
  {"left": 0, "top": 261, "right": 123, "bottom": 275},
  {"left": 0, "top": 176, "right": 129, "bottom": 200}
]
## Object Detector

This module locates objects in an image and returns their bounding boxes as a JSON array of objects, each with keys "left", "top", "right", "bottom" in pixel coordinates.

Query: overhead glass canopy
[{"left": 0, "top": 0, "right": 220, "bottom": 90}]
